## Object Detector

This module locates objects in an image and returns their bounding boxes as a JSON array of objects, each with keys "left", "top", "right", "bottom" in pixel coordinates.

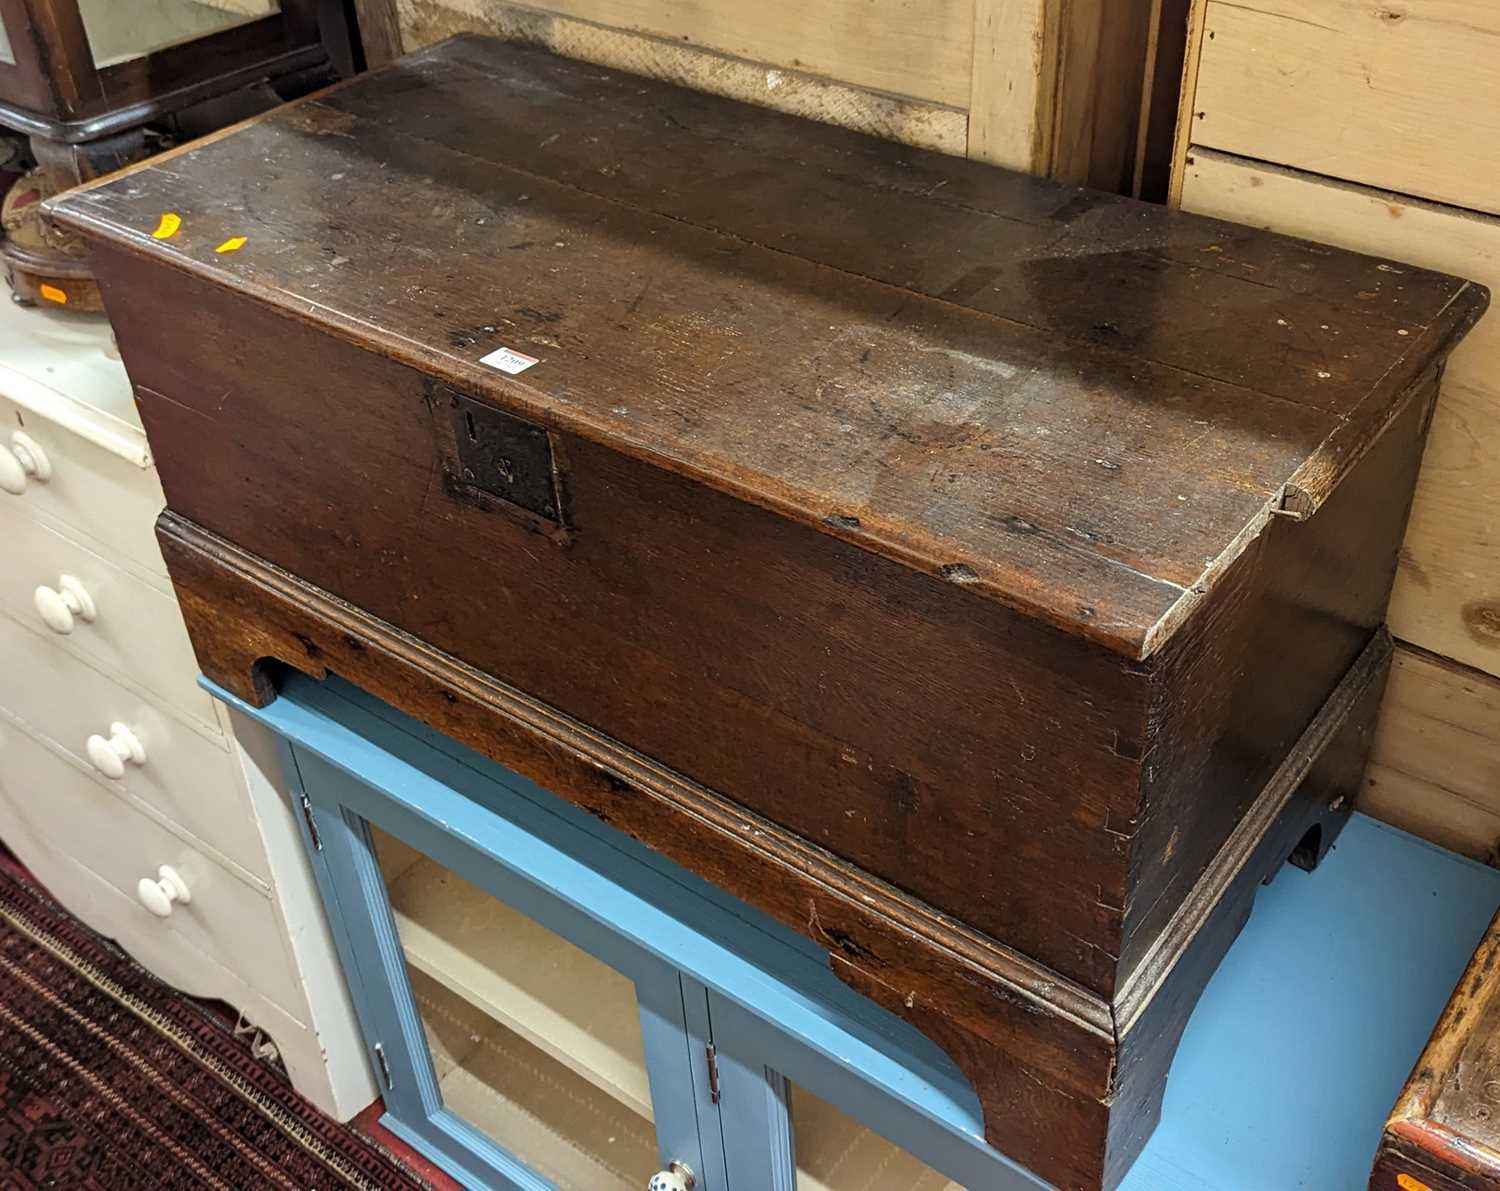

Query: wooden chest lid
[{"left": 50, "top": 36, "right": 1488, "bottom": 658}]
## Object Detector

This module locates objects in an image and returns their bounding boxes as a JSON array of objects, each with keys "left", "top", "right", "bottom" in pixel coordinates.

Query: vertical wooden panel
[
  {"left": 1048, "top": 0, "right": 1156, "bottom": 191},
  {"left": 353, "top": 0, "right": 404, "bottom": 66},
  {"left": 967, "top": 0, "right": 1051, "bottom": 172},
  {"left": 1131, "top": 0, "right": 1190, "bottom": 201},
  {"left": 1165, "top": 0, "right": 1208, "bottom": 206},
  {"left": 970, "top": 0, "right": 1163, "bottom": 190},
  {"left": 393, "top": 0, "right": 1172, "bottom": 193}
]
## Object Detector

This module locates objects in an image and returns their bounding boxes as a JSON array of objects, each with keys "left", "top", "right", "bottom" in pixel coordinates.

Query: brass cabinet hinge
[{"left": 706, "top": 1043, "right": 720, "bottom": 1104}]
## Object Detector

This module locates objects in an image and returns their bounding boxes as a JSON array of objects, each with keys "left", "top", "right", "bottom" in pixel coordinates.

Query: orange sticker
[
  {"left": 1397, "top": 1173, "right": 1432, "bottom": 1191},
  {"left": 215, "top": 236, "right": 247, "bottom": 254},
  {"left": 151, "top": 212, "right": 181, "bottom": 239},
  {"left": 38, "top": 283, "right": 66, "bottom": 304}
]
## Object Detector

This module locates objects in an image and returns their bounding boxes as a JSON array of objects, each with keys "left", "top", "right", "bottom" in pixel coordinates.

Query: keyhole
[{"left": 465, "top": 410, "right": 478, "bottom": 442}]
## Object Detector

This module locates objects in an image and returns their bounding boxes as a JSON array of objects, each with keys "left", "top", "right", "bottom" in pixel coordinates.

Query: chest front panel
[{"left": 104, "top": 252, "right": 1151, "bottom": 995}]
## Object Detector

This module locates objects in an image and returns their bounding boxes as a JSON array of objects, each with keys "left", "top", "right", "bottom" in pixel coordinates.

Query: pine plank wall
[{"left": 1172, "top": 0, "right": 1500, "bottom": 861}]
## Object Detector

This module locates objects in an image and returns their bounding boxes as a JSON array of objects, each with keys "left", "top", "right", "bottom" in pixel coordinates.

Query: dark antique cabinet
[
  {"left": 0, "top": 0, "right": 353, "bottom": 306},
  {"left": 50, "top": 35, "right": 1488, "bottom": 1190},
  {"left": 0, "top": 0, "right": 347, "bottom": 139},
  {"left": 1370, "top": 912, "right": 1500, "bottom": 1191}
]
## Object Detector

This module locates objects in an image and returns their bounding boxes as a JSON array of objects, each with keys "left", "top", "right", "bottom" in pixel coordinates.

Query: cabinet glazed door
[
  {"left": 285, "top": 744, "right": 724, "bottom": 1191},
  {"left": 703, "top": 991, "right": 963, "bottom": 1191},
  {"left": 245, "top": 673, "right": 1043, "bottom": 1191}
]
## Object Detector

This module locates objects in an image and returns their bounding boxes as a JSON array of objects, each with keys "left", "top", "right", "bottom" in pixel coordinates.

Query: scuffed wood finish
[
  {"left": 1192, "top": 0, "right": 1500, "bottom": 220},
  {"left": 1370, "top": 914, "right": 1500, "bottom": 1191},
  {"left": 158, "top": 514, "right": 1120, "bottom": 1190},
  {"left": 53, "top": 39, "right": 1487, "bottom": 656},
  {"left": 121, "top": 263, "right": 1150, "bottom": 991},
  {"left": 50, "top": 37, "right": 1485, "bottom": 1190},
  {"left": 1177, "top": 150, "right": 1500, "bottom": 860},
  {"left": 1178, "top": 150, "right": 1500, "bottom": 682},
  {"left": 1119, "top": 377, "right": 1434, "bottom": 983},
  {"left": 157, "top": 513, "right": 1390, "bottom": 1191},
  {"left": 1116, "top": 627, "right": 1391, "bottom": 1187}
]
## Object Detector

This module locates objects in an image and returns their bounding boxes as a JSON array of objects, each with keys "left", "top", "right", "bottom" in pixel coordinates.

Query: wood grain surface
[
  {"left": 1178, "top": 150, "right": 1500, "bottom": 682},
  {"left": 1370, "top": 914, "right": 1500, "bottom": 1191},
  {"left": 156, "top": 513, "right": 1389, "bottom": 1191},
  {"left": 50, "top": 37, "right": 1487, "bottom": 658},
  {"left": 1193, "top": 0, "right": 1500, "bottom": 219},
  {"left": 47, "top": 38, "right": 1486, "bottom": 1190}
]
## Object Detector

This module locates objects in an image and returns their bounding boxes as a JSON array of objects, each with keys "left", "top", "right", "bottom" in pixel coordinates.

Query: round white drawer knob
[
  {"left": 647, "top": 1164, "right": 695, "bottom": 1191},
  {"left": 0, "top": 431, "right": 51, "bottom": 495},
  {"left": 136, "top": 865, "right": 190, "bottom": 918},
  {"left": 34, "top": 575, "right": 96, "bottom": 634},
  {"left": 85, "top": 722, "right": 146, "bottom": 779}
]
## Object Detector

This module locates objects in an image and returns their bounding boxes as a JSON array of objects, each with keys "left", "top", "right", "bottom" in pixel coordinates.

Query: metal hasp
[{"left": 445, "top": 388, "right": 562, "bottom": 525}]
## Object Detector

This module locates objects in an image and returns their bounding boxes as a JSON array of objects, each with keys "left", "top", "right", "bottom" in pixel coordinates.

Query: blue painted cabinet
[
  {"left": 212, "top": 672, "right": 1500, "bottom": 1191},
  {"left": 226, "top": 674, "right": 1037, "bottom": 1191}
]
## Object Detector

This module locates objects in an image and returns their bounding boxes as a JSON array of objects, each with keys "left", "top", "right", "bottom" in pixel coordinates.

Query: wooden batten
[{"left": 967, "top": 0, "right": 1053, "bottom": 173}]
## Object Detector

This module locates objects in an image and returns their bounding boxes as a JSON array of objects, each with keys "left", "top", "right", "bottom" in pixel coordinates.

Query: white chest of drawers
[{"left": 0, "top": 297, "right": 373, "bottom": 1119}]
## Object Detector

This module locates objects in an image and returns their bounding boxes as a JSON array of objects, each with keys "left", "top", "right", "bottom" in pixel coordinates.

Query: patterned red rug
[{"left": 0, "top": 864, "right": 428, "bottom": 1190}]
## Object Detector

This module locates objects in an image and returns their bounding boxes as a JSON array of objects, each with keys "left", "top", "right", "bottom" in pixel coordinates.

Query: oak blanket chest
[{"left": 49, "top": 35, "right": 1488, "bottom": 1190}]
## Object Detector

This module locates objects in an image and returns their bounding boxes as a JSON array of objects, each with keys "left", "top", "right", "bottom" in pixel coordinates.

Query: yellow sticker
[
  {"left": 1397, "top": 1173, "right": 1432, "bottom": 1191},
  {"left": 215, "top": 236, "right": 247, "bottom": 254},
  {"left": 151, "top": 212, "right": 181, "bottom": 239},
  {"left": 38, "top": 283, "right": 67, "bottom": 304}
]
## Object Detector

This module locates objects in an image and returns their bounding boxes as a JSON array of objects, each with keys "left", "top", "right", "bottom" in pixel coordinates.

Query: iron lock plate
[{"left": 443, "top": 388, "right": 562, "bottom": 526}]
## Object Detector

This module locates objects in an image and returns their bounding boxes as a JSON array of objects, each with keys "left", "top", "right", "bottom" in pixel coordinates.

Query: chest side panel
[
  {"left": 1121, "top": 379, "right": 1436, "bottom": 984},
  {"left": 103, "top": 250, "right": 1152, "bottom": 995}
]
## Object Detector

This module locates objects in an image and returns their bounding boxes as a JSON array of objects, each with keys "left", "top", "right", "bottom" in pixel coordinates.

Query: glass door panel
[
  {"left": 371, "top": 825, "right": 661, "bottom": 1189},
  {"left": 788, "top": 1083, "right": 962, "bottom": 1191},
  {"left": 78, "top": 0, "right": 280, "bottom": 68},
  {"left": 0, "top": 16, "right": 13, "bottom": 65}
]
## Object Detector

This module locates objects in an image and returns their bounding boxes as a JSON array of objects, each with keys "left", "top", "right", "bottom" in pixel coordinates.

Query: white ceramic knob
[
  {"left": 85, "top": 722, "right": 146, "bottom": 779},
  {"left": 34, "top": 574, "right": 96, "bottom": 634},
  {"left": 136, "top": 865, "right": 190, "bottom": 918},
  {"left": 647, "top": 1164, "right": 695, "bottom": 1191},
  {"left": 0, "top": 431, "right": 51, "bottom": 495}
]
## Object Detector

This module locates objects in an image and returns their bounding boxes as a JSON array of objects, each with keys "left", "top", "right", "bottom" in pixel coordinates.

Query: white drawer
[
  {"left": 0, "top": 615, "right": 268, "bottom": 884},
  {"left": 0, "top": 717, "right": 300, "bottom": 1012},
  {"left": 0, "top": 393, "right": 167, "bottom": 579},
  {"left": 0, "top": 505, "right": 217, "bottom": 730}
]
